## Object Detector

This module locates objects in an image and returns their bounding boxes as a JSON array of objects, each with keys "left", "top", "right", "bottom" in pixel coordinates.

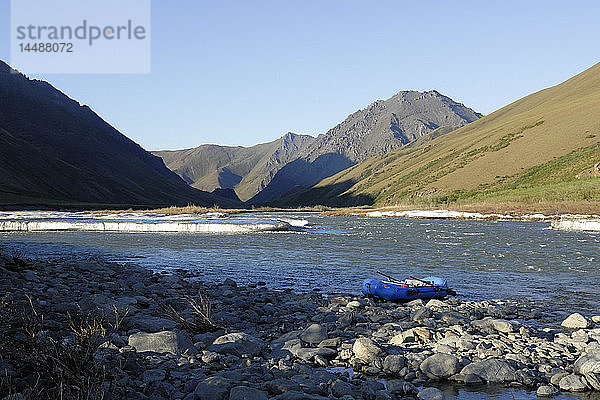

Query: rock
[
  {"left": 128, "top": 330, "right": 195, "bottom": 355},
  {"left": 550, "top": 372, "right": 569, "bottom": 386},
  {"left": 229, "top": 386, "right": 268, "bottom": 400},
  {"left": 300, "top": 324, "right": 328, "bottom": 344},
  {"left": 425, "top": 299, "right": 447, "bottom": 309},
  {"left": 195, "top": 376, "right": 233, "bottom": 400},
  {"left": 331, "top": 379, "right": 354, "bottom": 398},
  {"left": 459, "top": 359, "right": 517, "bottom": 383},
  {"left": 223, "top": 278, "right": 237, "bottom": 287},
  {"left": 417, "top": 387, "right": 445, "bottom": 400},
  {"left": 353, "top": 338, "right": 382, "bottom": 362},
  {"left": 142, "top": 369, "right": 166, "bottom": 383},
  {"left": 561, "top": 313, "right": 591, "bottom": 329},
  {"left": 210, "top": 332, "right": 263, "bottom": 357},
  {"left": 536, "top": 385, "right": 559, "bottom": 397},
  {"left": 383, "top": 354, "right": 406, "bottom": 374},
  {"left": 559, "top": 374, "right": 588, "bottom": 392},
  {"left": 419, "top": 353, "right": 459, "bottom": 380},
  {"left": 592, "top": 316, "right": 600, "bottom": 324},
  {"left": 492, "top": 319, "right": 515, "bottom": 333},
  {"left": 318, "top": 337, "right": 341, "bottom": 348},
  {"left": 584, "top": 373, "right": 600, "bottom": 391},
  {"left": 574, "top": 350, "right": 600, "bottom": 375},
  {"left": 291, "top": 346, "right": 337, "bottom": 362},
  {"left": 129, "top": 316, "right": 177, "bottom": 332}
]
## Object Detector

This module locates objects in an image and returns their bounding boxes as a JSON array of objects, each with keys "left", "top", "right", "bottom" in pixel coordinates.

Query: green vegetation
[{"left": 287, "top": 62, "right": 600, "bottom": 213}]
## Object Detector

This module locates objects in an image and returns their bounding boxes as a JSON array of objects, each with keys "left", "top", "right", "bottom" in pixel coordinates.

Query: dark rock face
[
  {"left": 156, "top": 90, "right": 481, "bottom": 204},
  {"left": 0, "top": 60, "right": 234, "bottom": 208}
]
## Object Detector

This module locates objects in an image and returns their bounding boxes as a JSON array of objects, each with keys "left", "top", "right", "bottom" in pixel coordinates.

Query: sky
[{"left": 1, "top": 0, "right": 599, "bottom": 150}]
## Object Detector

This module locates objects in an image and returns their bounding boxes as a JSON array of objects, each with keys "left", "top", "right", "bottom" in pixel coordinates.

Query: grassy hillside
[
  {"left": 154, "top": 133, "right": 314, "bottom": 202},
  {"left": 282, "top": 62, "right": 600, "bottom": 210}
]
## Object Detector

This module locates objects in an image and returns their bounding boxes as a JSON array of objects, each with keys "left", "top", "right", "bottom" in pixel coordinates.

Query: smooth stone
[
  {"left": 559, "top": 374, "right": 588, "bottom": 392},
  {"left": 550, "top": 372, "right": 569, "bottom": 386},
  {"left": 229, "top": 386, "right": 268, "bottom": 400},
  {"left": 142, "top": 369, "right": 166, "bottom": 383},
  {"left": 584, "top": 373, "right": 600, "bottom": 391},
  {"left": 459, "top": 359, "right": 517, "bottom": 383},
  {"left": 195, "top": 376, "right": 233, "bottom": 400},
  {"left": 331, "top": 379, "right": 355, "bottom": 397},
  {"left": 536, "top": 385, "right": 559, "bottom": 397},
  {"left": 353, "top": 338, "right": 382, "bottom": 362},
  {"left": 561, "top": 313, "right": 591, "bottom": 329},
  {"left": 129, "top": 315, "right": 177, "bottom": 332},
  {"left": 420, "top": 353, "right": 459, "bottom": 380},
  {"left": 383, "top": 354, "right": 406, "bottom": 374},
  {"left": 425, "top": 299, "right": 447, "bottom": 309},
  {"left": 574, "top": 350, "right": 600, "bottom": 375},
  {"left": 210, "top": 332, "right": 263, "bottom": 357},
  {"left": 417, "top": 387, "right": 445, "bottom": 400},
  {"left": 300, "top": 324, "right": 328, "bottom": 344},
  {"left": 128, "top": 330, "right": 195, "bottom": 355},
  {"left": 318, "top": 337, "right": 341, "bottom": 348}
]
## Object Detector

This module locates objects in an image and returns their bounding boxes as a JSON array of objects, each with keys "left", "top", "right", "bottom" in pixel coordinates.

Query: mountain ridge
[
  {"left": 0, "top": 60, "right": 237, "bottom": 209},
  {"left": 157, "top": 89, "right": 481, "bottom": 203},
  {"left": 278, "top": 62, "right": 600, "bottom": 208}
]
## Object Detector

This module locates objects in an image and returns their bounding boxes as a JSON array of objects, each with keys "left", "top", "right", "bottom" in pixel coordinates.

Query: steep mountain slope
[
  {"left": 0, "top": 60, "right": 236, "bottom": 208},
  {"left": 158, "top": 90, "right": 480, "bottom": 203},
  {"left": 248, "top": 90, "right": 481, "bottom": 203},
  {"left": 154, "top": 132, "right": 314, "bottom": 202},
  {"left": 282, "top": 63, "right": 600, "bottom": 207}
]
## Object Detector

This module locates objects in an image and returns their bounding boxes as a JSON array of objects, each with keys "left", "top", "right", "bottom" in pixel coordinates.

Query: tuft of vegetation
[
  {"left": 161, "top": 293, "right": 222, "bottom": 334},
  {"left": 0, "top": 293, "right": 128, "bottom": 400}
]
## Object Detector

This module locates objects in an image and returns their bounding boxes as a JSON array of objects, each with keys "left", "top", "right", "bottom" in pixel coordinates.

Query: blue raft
[{"left": 361, "top": 276, "right": 451, "bottom": 301}]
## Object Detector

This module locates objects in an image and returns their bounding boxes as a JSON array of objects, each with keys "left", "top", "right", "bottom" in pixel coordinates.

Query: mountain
[
  {"left": 281, "top": 63, "right": 600, "bottom": 208},
  {"left": 157, "top": 90, "right": 481, "bottom": 203},
  {"left": 154, "top": 132, "right": 314, "bottom": 202},
  {"left": 0, "top": 60, "right": 237, "bottom": 209}
]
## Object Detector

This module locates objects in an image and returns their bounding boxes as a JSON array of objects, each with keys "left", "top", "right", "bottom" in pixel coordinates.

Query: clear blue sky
[{"left": 1, "top": 0, "right": 599, "bottom": 150}]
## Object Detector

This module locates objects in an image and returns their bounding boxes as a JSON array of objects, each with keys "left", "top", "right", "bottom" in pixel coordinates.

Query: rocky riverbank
[{"left": 1, "top": 254, "right": 600, "bottom": 400}]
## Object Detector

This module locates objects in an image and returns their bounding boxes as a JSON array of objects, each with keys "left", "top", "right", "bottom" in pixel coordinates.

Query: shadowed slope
[{"left": 0, "top": 60, "right": 237, "bottom": 208}]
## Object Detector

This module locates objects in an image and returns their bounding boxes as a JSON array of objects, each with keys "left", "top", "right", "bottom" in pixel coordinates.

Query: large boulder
[
  {"left": 209, "top": 332, "right": 263, "bottom": 357},
  {"left": 459, "top": 359, "right": 516, "bottom": 383},
  {"left": 299, "top": 324, "right": 328, "bottom": 345},
  {"left": 536, "top": 385, "right": 559, "bottom": 397},
  {"left": 229, "top": 386, "right": 268, "bottom": 400},
  {"left": 195, "top": 376, "right": 233, "bottom": 400},
  {"left": 353, "top": 338, "right": 382, "bottom": 362},
  {"left": 558, "top": 374, "right": 588, "bottom": 392},
  {"left": 128, "top": 330, "right": 195, "bottom": 355},
  {"left": 417, "top": 387, "right": 445, "bottom": 400},
  {"left": 419, "top": 353, "right": 459, "bottom": 380},
  {"left": 574, "top": 350, "right": 600, "bottom": 375},
  {"left": 561, "top": 313, "right": 591, "bottom": 329},
  {"left": 383, "top": 354, "right": 406, "bottom": 374}
]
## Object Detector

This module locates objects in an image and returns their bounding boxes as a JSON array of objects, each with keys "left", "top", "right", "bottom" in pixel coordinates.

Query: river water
[{"left": 1, "top": 212, "right": 599, "bottom": 400}]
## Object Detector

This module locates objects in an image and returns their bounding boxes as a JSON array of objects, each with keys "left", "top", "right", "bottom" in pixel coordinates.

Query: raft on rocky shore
[
  {"left": 362, "top": 277, "right": 451, "bottom": 301},
  {"left": 3, "top": 253, "right": 600, "bottom": 399}
]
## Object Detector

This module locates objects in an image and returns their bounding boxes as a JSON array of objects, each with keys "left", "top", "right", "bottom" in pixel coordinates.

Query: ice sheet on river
[
  {"left": 551, "top": 218, "right": 600, "bottom": 232},
  {"left": 0, "top": 211, "right": 290, "bottom": 233}
]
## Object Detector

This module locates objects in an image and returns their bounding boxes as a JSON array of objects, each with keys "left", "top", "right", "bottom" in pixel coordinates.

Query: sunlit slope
[{"left": 292, "top": 63, "right": 600, "bottom": 207}]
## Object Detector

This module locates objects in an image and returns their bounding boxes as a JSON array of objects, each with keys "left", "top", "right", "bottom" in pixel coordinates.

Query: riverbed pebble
[{"left": 2, "top": 253, "right": 600, "bottom": 399}]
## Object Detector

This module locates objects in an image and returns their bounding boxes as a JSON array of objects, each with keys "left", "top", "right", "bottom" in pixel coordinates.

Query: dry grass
[
  {"left": 304, "top": 62, "right": 600, "bottom": 209},
  {"left": 0, "top": 293, "right": 128, "bottom": 400},
  {"left": 161, "top": 293, "right": 222, "bottom": 334}
]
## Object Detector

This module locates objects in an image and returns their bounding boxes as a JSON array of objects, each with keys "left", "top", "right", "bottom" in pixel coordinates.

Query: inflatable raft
[{"left": 361, "top": 276, "right": 452, "bottom": 301}]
